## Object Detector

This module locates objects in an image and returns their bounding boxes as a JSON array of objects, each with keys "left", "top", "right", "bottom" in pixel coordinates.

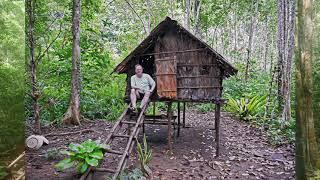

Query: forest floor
[{"left": 26, "top": 109, "right": 295, "bottom": 180}]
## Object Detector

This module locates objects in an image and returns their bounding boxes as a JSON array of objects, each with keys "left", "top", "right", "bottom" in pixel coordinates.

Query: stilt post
[
  {"left": 215, "top": 102, "right": 221, "bottom": 157},
  {"left": 177, "top": 102, "right": 181, "bottom": 137},
  {"left": 167, "top": 102, "right": 173, "bottom": 152},
  {"left": 183, "top": 102, "right": 186, "bottom": 127},
  {"left": 153, "top": 102, "right": 156, "bottom": 123}
]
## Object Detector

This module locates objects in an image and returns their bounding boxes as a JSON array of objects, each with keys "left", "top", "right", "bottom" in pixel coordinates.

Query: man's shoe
[{"left": 129, "top": 106, "right": 136, "bottom": 112}]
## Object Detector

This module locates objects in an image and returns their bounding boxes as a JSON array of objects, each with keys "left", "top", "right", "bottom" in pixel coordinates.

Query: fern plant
[
  {"left": 226, "top": 95, "right": 267, "bottom": 121},
  {"left": 55, "top": 139, "right": 109, "bottom": 174},
  {"left": 136, "top": 134, "right": 152, "bottom": 177}
]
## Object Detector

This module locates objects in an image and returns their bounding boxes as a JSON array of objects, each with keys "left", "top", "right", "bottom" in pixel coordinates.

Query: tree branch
[
  {"left": 123, "top": 0, "right": 148, "bottom": 34},
  {"left": 36, "top": 23, "right": 63, "bottom": 63}
]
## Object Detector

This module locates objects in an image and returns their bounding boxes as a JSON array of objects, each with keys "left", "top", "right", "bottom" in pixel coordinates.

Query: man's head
[{"left": 135, "top": 64, "right": 143, "bottom": 77}]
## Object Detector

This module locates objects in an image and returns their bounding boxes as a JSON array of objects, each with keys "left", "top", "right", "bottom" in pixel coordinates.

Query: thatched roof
[{"left": 112, "top": 17, "right": 237, "bottom": 78}]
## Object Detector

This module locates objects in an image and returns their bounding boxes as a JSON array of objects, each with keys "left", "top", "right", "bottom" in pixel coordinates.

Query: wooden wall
[
  {"left": 124, "top": 26, "right": 223, "bottom": 102},
  {"left": 154, "top": 28, "right": 222, "bottom": 101}
]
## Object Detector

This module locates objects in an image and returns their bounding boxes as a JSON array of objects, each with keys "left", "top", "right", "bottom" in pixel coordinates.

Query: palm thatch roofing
[{"left": 112, "top": 17, "right": 237, "bottom": 78}]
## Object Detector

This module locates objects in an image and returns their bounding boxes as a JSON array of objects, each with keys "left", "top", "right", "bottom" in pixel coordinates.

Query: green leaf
[
  {"left": 60, "top": 150, "right": 75, "bottom": 156},
  {"left": 89, "top": 150, "right": 104, "bottom": 159},
  {"left": 85, "top": 157, "right": 99, "bottom": 167},
  {"left": 76, "top": 162, "right": 89, "bottom": 174},
  {"left": 55, "top": 158, "right": 74, "bottom": 171},
  {"left": 69, "top": 143, "right": 80, "bottom": 152}
]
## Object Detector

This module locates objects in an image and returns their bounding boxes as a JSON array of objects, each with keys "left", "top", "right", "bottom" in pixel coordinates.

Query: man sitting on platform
[{"left": 130, "top": 64, "right": 156, "bottom": 112}]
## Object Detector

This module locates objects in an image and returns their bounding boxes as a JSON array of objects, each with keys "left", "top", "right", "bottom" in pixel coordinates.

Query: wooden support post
[
  {"left": 167, "top": 102, "right": 173, "bottom": 152},
  {"left": 215, "top": 103, "right": 221, "bottom": 157},
  {"left": 183, "top": 102, "right": 186, "bottom": 127},
  {"left": 153, "top": 102, "right": 156, "bottom": 123},
  {"left": 177, "top": 102, "right": 181, "bottom": 137}
]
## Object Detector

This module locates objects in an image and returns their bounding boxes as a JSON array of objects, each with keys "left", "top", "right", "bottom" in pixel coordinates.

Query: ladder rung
[
  {"left": 112, "top": 134, "right": 130, "bottom": 138},
  {"left": 95, "top": 168, "right": 115, "bottom": 173},
  {"left": 121, "top": 121, "right": 137, "bottom": 124},
  {"left": 105, "top": 149, "right": 123, "bottom": 155}
]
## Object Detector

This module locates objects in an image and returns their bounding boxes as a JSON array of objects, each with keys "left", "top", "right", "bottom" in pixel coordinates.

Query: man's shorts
[{"left": 137, "top": 92, "right": 145, "bottom": 99}]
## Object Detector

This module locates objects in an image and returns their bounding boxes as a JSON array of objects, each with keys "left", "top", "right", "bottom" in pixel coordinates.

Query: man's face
[{"left": 135, "top": 66, "right": 143, "bottom": 76}]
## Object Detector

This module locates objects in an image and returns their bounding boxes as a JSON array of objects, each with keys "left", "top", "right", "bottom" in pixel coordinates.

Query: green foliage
[
  {"left": 223, "top": 63, "right": 271, "bottom": 100},
  {"left": 0, "top": 166, "right": 8, "bottom": 180},
  {"left": 55, "top": 139, "right": 109, "bottom": 174},
  {"left": 195, "top": 103, "right": 214, "bottom": 113},
  {"left": 136, "top": 135, "right": 152, "bottom": 176},
  {"left": 226, "top": 95, "right": 267, "bottom": 121},
  {"left": 265, "top": 118, "right": 295, "bottom": 145},
  {"left": 310, "top": 169, "right": 320, "bottom": 180},
  {"left": 0, "top": 0, "right": 25, "bottom": 163}
]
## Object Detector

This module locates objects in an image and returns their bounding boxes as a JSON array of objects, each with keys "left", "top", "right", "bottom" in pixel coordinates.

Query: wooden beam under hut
[
  {"left": 167, "top": 102, "right": 173, "bottom": 152},
  {"left": 214, "top": 101, "right": 222, "bottom": 157}
]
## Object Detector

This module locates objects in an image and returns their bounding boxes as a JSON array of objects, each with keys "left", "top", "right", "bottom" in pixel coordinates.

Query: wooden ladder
[{"left": 80, "top": 102, "right": 149, "bottom": 180}]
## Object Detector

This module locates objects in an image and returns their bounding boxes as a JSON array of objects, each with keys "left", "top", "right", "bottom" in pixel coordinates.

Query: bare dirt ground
[{"left": 26, "top": 110, "right": 294, "bottom": 180}]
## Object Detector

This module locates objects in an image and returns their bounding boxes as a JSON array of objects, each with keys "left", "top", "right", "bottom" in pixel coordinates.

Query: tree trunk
[
  {"left": 277, "top": 0, "right": 295, "bottom": 121},
  {"left": 263, "top": 16, "right": 269, "bottom": 72},
  {"left": 63, "top": 0, "right": 81, "bottom": 125},
  {"left": 26, "top": 0, "right": 41, "bottom": 134},
  {"left": 295, "top": 0, "right": 320, "bottom": 178},
  {"left": 282, "top": 0, "right": 295, "bottom": 122},
  {"left": 193, "top": 0, "right": 201, "bottom": 36},
  {"left": 244, "top": 0, "right": 257, "bottom": 81},
  {"left": 277, "top": 0, "right": 284, "bottom": 113},
  {"left": 184, "top": 0, "right": 190, "bottom": 30}
]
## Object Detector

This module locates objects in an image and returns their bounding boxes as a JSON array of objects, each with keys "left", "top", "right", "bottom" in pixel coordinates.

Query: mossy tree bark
[
  {"left": 295, "top": 0, "right": 320, "bottom": 178},
  {"left": 26, "top": 0, "right": 41, "bottom": 134}
]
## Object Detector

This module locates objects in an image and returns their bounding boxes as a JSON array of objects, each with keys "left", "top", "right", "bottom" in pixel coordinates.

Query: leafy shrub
[
  {"left": 0, "top": 166, "right": 8, "bottom": 180},
  {"left": 55, "top": 139, "right": 109, "bottom": 174},
  {"left": 136, "top": 135, "right": 152, "bottom": 176},
  {"left": 266, "top": 118, "right": 295, "bottom": 145},
  {"left": 194, "top": 103, "right": 214, "bottom": 113},
  {"left": 226, "top": 95, "right": 267, "bottom": 121}
]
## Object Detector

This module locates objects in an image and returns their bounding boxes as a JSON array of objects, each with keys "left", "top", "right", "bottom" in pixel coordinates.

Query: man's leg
[
  {"left": 130, "top": 89, "right": 138, "bottom": 108},
  {"left": 140, "top": 91, "right": 150, "bottom": 108}
]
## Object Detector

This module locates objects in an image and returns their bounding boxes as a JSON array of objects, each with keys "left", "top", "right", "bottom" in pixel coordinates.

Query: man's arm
[
  {"left": 131, "top": 76, "right": 139, "bottom": 90},
  {"left": 147, "top": 75, "right": 156, "bottom": 92}
]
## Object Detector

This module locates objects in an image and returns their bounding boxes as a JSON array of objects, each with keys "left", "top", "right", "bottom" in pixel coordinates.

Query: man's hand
[{"left": 132, "top": 86, "right": 140, "bottom": 91}]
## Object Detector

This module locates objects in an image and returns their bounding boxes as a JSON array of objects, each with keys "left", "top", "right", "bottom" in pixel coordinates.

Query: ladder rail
[
  {"left": 80, "top": 102, "right": 150, "bottom": 180},
  {"left": 104, "top": 103, "right": 131, "bottom": 145},
  {"left": 80, "top": 104, "right": 131, "bottom": 180},
  {"left": 112, "top": 103, "right": 149, "bottom": 179}
]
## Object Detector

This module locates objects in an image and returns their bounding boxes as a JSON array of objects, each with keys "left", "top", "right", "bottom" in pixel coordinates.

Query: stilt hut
[{"left": 112, "top": 17, "right": 237, "bottom": 156}]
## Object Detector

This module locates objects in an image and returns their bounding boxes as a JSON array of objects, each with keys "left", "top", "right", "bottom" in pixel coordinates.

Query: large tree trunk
[
  {"left": 277, "top": 0, "right": 295, "bottom": 122},
  {"left": 295, "top": 0, "right": 320, "bottom": 178},
  {"left": 63, "top": 0, "right": 81, "bottom": 125},
  {"left": 26, "top": 0, "right": 41, "bottom": 134}
]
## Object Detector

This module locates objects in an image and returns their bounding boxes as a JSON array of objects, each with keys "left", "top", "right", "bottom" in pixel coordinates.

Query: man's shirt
[{"left": 131, "top": 73, "right": 155, "bottom": 93}]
